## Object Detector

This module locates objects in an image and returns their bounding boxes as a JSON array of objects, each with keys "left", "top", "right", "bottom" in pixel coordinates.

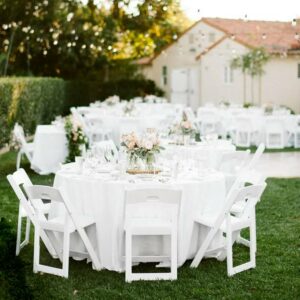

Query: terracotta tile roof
[
  {"left": 136, "top": 17, "right": 300, "bottom": 65},
  {"left": 202, "top": 18, "right": 300, "bottom": 53}
]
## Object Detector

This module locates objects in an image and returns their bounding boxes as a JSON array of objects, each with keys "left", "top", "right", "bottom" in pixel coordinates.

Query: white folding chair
[
  {"left": 231, "top": 117, "right": 257, "bottom": 148},
  {"left": 265, "top": 119, "right": 285, "bottom": 149},
  {"left": 13, "top": 123, "right": 34, "bottom": 170},
  {"left": 191, "top": 183, "right": 267, "bottom": 276},
  {"left": 124, "top": 188, "right": 181, "bottom": 282},
  {"left": 92, "top": 140, "right": 118, "bottom": 162},
  {"left": 7, "top": 169, "right": 56, "bottom": 257},
  {"left": 218, "top": 150, "right": 251, "bottom": 192},
  {"left": 246, "top": 143, "right": 265, "bottom": 171},
  {"left": 85, "top": 116, "right": 112, "bottom": 144},
  {"left": 24, "top": 185, "right": 101, "bottom": 278}
]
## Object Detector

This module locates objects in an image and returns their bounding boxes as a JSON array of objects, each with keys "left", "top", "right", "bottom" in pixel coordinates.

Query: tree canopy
[{"left": 0, "top": 0, "right": 191, "bottom": 79}]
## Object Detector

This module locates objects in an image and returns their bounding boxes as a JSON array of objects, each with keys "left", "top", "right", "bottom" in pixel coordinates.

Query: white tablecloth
[
  {"left": 162, "top": 140, "right": 236, "bottom": 169},
  {"left": 31, "top": 125, "right": 67, "bottom": 174},
  {"left": 53, "top": 170, "right": 226, "bottom": 272}
]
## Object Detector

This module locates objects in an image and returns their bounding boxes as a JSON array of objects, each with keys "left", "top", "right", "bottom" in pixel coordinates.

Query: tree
[
  {"left": 0, "top": 0, "right": 190, "bottom": 80},
  {"left": 231, "top": 48, "right": 270, "bottom": 104}
]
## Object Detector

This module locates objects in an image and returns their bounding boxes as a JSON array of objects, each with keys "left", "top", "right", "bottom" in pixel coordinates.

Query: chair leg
[
  {"left": 250, "top": 219, "right": 256, "bottom": 268},
  {"left": 33, "top": 225, "right": 40, "bottom": 273},
  {"left": 16, "top": 151, "right": 22, "bottom": 170},
  {"left": 226, "top": 230, "right": 233, "bottom": 276},
  {"left": 25, "top": 217, "right": 31, "bottom": 244},
  {"left": 125, "top": 231, "right": 132, "bottom": 283},
  {"left": 16, "top": 207, "right": 23, "bottom": 256},
  {"left": 62, "top": 232, "right": 70, "bottom": 278},
  {"left": 170, "top": 229, "right": 177, "bottom": 280}
]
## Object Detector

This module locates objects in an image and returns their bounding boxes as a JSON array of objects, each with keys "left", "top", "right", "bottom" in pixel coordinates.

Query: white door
[
  {"left": 171, "top": 68, "right": 189, "bottom": 105},
  {"left": 171, "top": 67, "right": 200, "bottom": 109}
]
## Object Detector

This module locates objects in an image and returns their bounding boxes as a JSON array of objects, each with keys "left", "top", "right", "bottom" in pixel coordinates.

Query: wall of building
[
  {"left": 142, "top": 21, "right": 224, "bottom": 98},
  {"left": 262, "top": 57, "right": 300, "bottom": 112},
  {"left": 141, "top": 22, "right": 300, "bottom": 113}
]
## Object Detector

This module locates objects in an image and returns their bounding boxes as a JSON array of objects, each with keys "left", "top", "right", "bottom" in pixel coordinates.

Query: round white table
[
  {"left": 31, "top": 125, "right": 67, "bottom": 174},
  {"left": 53, "top": 168, "right": 226, "bottom": 272}
]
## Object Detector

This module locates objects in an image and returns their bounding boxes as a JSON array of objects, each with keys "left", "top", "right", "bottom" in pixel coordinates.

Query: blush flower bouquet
[{"left": 121, "top": 129, "right": 164, "bottom": 171}]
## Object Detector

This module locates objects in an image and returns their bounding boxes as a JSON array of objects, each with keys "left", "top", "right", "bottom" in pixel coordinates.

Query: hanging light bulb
[
  {"left": 262, "top": 33, "right": 267, "bottom": 40},
  {"left": 231, "top": 34, "right": 235, "bottom": 40},
  {"left": 291, "top": 19, "right": 297, "bottom": 27},
  {"left": 295, "top": 32, "right": 300, "bottom": 40}
]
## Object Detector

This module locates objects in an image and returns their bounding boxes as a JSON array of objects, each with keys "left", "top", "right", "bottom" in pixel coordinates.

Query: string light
[
  {"left": 262, "top": 33, "right": 267, "bottom": 40},
  {"left": 291, "top": 19, "right": 297, "bottom": 27}
]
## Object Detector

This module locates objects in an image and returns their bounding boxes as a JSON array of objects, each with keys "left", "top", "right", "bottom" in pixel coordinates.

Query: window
[
  {"left": 162, "top": 65, "right": 167, "bottom": 86},
  {"left": 298, "top": 63, "right": 300, "bottom": 78},
  {"left": 208, "top": 32, "right": 216, "bottom": 43},
  {"left": 224, "top": 66, "right": 234, "bottom": 84}
]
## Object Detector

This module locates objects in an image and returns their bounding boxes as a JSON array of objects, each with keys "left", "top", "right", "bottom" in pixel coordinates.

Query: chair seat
[
  {"left": 39, "top": 214, "right": 95, "bottom": 232},
  {"left": 195, "top": 213, "right": 250, "bottom": 232},
  {"left": 125, "top": 218, "right": 173, "bottom": 235}
]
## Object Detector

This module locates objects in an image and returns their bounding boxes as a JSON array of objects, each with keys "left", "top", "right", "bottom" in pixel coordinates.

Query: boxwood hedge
[{"left": 0, "top": 77, "right": 65, "bottom": 148}]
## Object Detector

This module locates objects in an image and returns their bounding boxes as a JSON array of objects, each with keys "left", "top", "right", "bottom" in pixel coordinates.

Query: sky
[{"left": 180, "top": 0, "right": 300, "bottom": 22}]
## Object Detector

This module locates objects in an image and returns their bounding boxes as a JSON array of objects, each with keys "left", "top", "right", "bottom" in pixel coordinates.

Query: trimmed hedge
[
  {"left": 0, "top": 77, "right": 164, "bottom": 148},
  {"left": 0, "top": 77, "right": 65, "bottom": 147}
]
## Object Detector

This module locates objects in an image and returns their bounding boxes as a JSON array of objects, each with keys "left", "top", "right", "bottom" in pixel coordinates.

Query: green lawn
[{"left": 0, "top": 151, "right": 299, "bottom": 300}]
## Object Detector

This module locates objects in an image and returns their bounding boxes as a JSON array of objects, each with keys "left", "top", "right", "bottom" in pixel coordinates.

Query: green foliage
[
  {"left": 0, "top": 0, "right": 190, "bottom": 79},
  {"left": 243, "top": 102, "right": 254, "bottom": 108},
  {"left": 64, "top": 116, "right": 88, "bottom": 163},
  {"left": 0, "top": 217, "right": 33, "bottom": 300},
  {"left": 231, "top": 47, "right": 270, "bottom": 77},
  {"left": 0, "top": 77, "right": 65, "bottom": 147},
  {"left": 100, "top": 78, "right": 164, "bottom": 100}
]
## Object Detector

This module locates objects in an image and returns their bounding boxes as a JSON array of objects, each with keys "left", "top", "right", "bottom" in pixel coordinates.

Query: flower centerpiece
[
  {"left": 64, "top": 115, "right": 88, "bottom": 163},
  {"left": 121, "top": 129, "right": 164, "bottom": 173},
  {"left": 104, "top": 95, "right": 120, "bottom": 106},
  {"left": 169, "top": 113, "right": 196, "bottom": 145}
]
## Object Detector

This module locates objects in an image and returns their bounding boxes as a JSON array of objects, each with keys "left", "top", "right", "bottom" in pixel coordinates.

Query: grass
[
  {"left": 236, "top": 146, "right": 300, "bottom": 153},
  {"left": 0, "top": 151, "right": 300, "bottom": 299}
]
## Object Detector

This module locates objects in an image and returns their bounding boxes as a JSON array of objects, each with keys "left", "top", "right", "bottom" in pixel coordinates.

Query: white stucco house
[{"left": 138, "top": 18, "right": 300, "bottom": 112}]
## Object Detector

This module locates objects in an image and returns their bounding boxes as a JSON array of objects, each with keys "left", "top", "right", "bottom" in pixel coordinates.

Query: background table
[{"left": 31, "top": 125, "right": 67, "bottom": 174}]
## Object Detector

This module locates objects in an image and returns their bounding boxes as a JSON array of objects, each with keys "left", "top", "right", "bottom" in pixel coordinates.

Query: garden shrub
[
  {"left": 99, "top": 78, "right": 165, "bottom": 100},
  {"left": 0, "top": 77, "right": 65, "bottom": 148}
]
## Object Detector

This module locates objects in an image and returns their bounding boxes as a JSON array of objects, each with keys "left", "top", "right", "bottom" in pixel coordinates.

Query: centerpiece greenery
[
  {"left": 169, "top": 113, "right": 196, "bottom": 144},
  {"left": 121, "top": 130, "right": 164, "bottom": 173},
  {"left": 64, "top": 115, "right": 88, "bottom": 163}
]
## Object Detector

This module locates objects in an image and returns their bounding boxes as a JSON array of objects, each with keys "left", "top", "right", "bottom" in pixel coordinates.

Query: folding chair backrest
[
  {"left": 7, "top": 168, "right": 33, "bottom": 214},
  {"left": 265, "top": 118, "right": 284, "bottom": 132},
  {"left": 13, "top": 123, "right": 32, "bottom": 158},
  {"left": 219, "top": 150, "right": 250, "bottom": 174},
  {"left": 24, "top": 185, "right": 68, "bottom": 222},
  {"left": 125, "top": 188, "right": 181, "bottom": 223},
  {"left": 247, "top": 143, "right": 265, "bottom": 170},
  {"left": 229, "top": 183, "right": 266, "bottom": 220}
]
